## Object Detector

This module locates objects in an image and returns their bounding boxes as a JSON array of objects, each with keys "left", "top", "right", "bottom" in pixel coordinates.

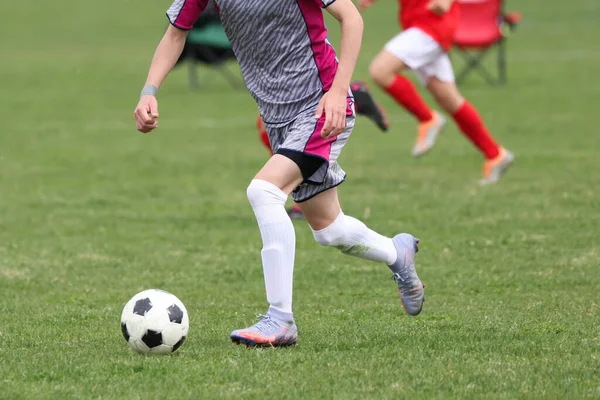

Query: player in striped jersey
[{"left": 134, "top": 0, "right": 424, "bottom": 347}]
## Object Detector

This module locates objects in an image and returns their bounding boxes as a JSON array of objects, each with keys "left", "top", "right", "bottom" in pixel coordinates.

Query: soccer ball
[{"left": 120, "top": 289, "right": 189, "bottom": 354}]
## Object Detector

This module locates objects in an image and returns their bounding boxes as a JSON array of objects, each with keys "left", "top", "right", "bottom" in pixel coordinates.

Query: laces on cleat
[{"left": 252, "top": 314, "right": 281, "bottom": 333}]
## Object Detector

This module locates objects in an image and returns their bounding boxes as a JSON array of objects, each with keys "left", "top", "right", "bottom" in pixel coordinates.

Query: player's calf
[{"left": 426, "top": 78, "right": 464, "bottom": 114}]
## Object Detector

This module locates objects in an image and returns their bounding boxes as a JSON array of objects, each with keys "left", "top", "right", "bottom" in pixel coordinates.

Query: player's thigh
[
  {"left": 369, "top": 49, "right": 408, "bottom": 86},
  {"left": 254, "top": 154, "right": 304, "bottom": 195},
  {"left": 298, "top": 187, "right": 342, "bottom": 231}
]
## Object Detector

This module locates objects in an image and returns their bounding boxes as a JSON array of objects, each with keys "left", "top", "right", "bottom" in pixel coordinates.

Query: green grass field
[{"left": 1, "top": 1, "right": 599, "bottom": 399}]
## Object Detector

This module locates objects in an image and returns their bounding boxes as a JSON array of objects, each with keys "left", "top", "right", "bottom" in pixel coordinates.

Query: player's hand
[
  {"left": 427, "top": 0, "right": 452, "bottom": 15},
  {"left": 134, "top": 95, "right": 159, "bottom": 134},
  {"left": 357, "top": 0, "right": 375, "bottom": 11},
  {"left": 315, "top": 88, "right": 347, "bottom": 140}
]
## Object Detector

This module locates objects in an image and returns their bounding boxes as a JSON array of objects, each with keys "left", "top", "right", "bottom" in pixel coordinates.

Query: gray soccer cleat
[
  {"left": 231, "top": 309, "right": 298, "bottom": 348},
  {"left": 388, "top": 233, "right": 424, "bottom": 315}
]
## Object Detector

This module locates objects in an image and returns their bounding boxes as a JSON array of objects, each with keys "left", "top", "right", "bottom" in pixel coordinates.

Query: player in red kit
[{"left": 361, "top": 0, "right": 514, "bottom": 185}]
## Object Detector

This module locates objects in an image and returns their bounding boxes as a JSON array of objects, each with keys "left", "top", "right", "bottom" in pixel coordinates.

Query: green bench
[{"left": 182, "top": 19, "right": 243, "bottom": 89}]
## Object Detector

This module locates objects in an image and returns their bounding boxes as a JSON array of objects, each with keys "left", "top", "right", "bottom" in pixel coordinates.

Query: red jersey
[{"left": 399, "top": 0, "right": 460, "bottom": 51}]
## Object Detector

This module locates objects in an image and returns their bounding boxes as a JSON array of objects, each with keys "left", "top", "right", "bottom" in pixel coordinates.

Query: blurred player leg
[
  {"left": 350, "top": 80, "right": 390, "bottom": 132},
  {"left": 257, "top": 116, "right": 271, "bottom": 152},
  {"left": 299, "top": 187, "right": 424, "bottom": 316},
  {"left": 370, "top": 31, "right": 446, "bottom": 156},
  {"left": 425, "top": 70, "right": 514, "bottom": 185},
  {"left": 256, "top": 115, "right": 304, "bottom": 219}
]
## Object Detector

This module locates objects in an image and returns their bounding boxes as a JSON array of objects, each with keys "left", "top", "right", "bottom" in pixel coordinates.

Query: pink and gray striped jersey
[{"left": 167, "top": 0, "right": 339, "bottom": 125}]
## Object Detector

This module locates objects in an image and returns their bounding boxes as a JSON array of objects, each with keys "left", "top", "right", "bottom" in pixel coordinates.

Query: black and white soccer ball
[{"left": 120, "top": 289, "right": 189, "bottom": 354}]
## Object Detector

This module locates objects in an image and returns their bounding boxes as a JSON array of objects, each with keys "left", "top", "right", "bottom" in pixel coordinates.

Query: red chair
[{"left": 453, "top": 0, "right": 521, "bottom": 85}]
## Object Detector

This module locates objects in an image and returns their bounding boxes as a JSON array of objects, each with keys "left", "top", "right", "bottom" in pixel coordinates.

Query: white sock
[
  {"left": 312, "top": 212, "right": 397, "bottom": 265},
  {"left": 247, "top": 179, "right": 295, "bottom": 315}
]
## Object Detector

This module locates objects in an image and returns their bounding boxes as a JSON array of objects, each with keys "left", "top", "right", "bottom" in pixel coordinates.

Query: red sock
[
  {"left": 257, "top": 116, "right": 273, "bottom": 155},
  {"left": 384, "top": 75, "right": 433, "bottom": 122},
  {"left": 452, "top": 101, "right": 500, "bottom": 159}
]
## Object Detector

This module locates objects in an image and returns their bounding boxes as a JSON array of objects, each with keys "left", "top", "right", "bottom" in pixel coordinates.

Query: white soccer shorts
[{"left": 384, "top": 27, "right": 455, "bottom": 86}]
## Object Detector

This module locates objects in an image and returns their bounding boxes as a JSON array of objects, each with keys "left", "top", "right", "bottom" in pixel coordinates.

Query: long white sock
[
  {"left": 247, "top": 179, "right": 295, "bottom": 315},
  {"left": 312, "top": 212, "right": 397, "bottom": 265}
]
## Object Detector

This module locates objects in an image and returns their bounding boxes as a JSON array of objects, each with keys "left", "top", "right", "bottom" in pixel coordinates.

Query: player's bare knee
[
  {"left": 369, "top": 59, "right": 393, "bottom": 87},
  {"left": 369, "top": 60, "right": 381, "bottom": 83}
]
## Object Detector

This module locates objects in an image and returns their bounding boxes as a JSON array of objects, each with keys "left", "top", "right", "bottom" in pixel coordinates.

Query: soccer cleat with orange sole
[
  {"left": 480, "top": 147, "right": 515, "bottom": 185},
  {"left": 412, "top": 111, "right": 446, "bottom": 157},
  {"left": 231, "top": 312, "right": 298, "bottom": 348}
]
